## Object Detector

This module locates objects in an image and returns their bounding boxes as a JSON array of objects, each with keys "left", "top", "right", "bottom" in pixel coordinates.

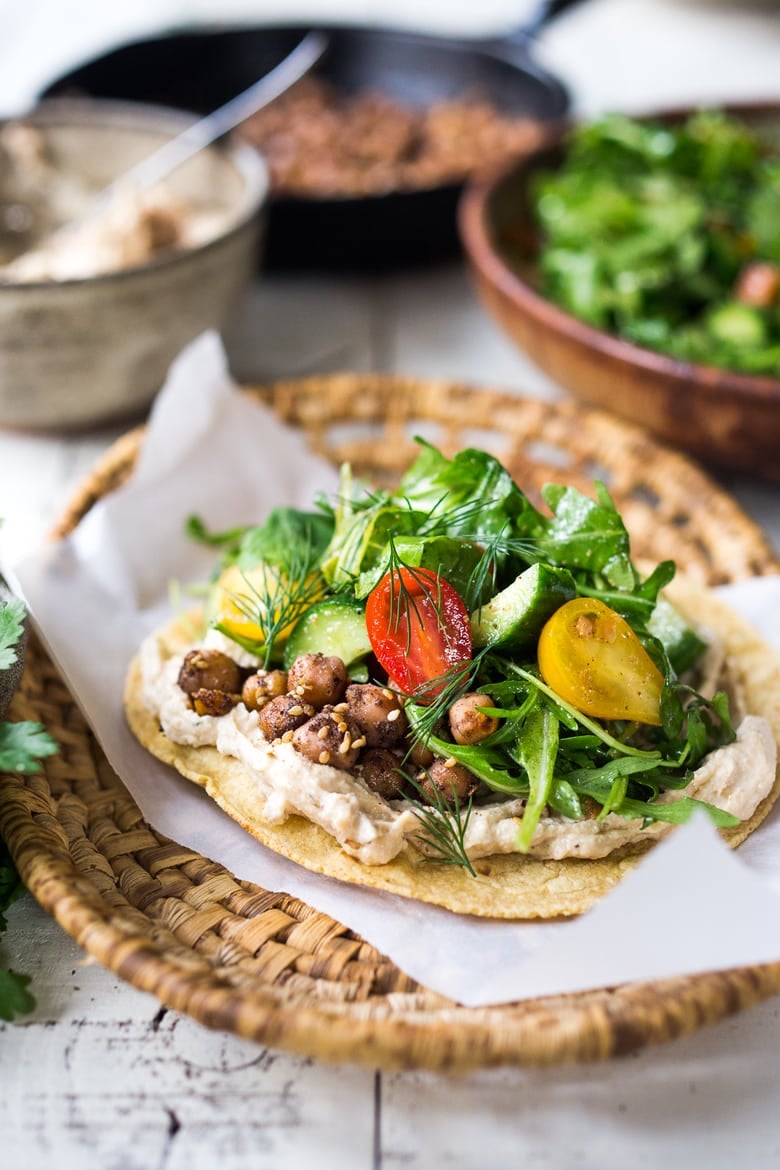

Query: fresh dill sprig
[
  {"left": 400, "top": 649, "right": 489, "bottom": 746},
  {"left": 403, "top": 771, "right": 477, "bottom": 877},
  {"left": 415, "top": 493, "right": 500, "bottom": 537},
  {"left": 217, "top": 540, "right": 323, "bottom": 668},
  {"left": 384, "top": 537, "right": 450, "bottom": 648}
]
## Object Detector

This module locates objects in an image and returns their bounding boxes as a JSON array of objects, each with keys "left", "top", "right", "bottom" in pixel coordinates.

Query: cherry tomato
[
  {"left": 537, "top": 597, "right": 663, "bottom": 725},
  {"left": 365, "top": 567, "right": 472, "bottom": 698},
  {"left": 214, "top": 562, "right": 322, "bottom": 651}
]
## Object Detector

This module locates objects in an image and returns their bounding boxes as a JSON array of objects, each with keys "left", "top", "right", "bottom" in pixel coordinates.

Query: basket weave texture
[{"left": 3, "top": 373, "right": 780, "bottom": 1072}]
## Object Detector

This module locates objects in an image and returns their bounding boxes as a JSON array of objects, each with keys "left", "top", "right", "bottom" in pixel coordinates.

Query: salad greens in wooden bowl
[{"left": 459, "top": 105, "right": 780, "bottom": 479}]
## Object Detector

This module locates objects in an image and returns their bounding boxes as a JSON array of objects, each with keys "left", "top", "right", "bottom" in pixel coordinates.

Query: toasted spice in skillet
[{"left": 238, "top": 76, "right": 541, "bottom": 197}]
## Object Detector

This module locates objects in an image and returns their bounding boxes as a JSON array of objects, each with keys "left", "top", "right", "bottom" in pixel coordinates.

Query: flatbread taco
[{"left": 125, "top": 443, "right": 780, "bottom": 918}]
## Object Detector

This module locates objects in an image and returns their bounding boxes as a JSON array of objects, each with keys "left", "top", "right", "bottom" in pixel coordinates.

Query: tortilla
[{"left": 124, "top": 579, "right": 780, "bottom": 919}]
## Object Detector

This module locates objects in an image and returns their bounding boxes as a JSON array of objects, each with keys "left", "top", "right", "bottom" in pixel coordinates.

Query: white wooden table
[{"left": 3, "top": 2, "right": 780, "bottom": 1167}]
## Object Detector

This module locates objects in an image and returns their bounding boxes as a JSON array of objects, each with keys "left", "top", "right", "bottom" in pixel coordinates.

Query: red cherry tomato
[{"left": 365, "top": 567, "right": 472, "bottom": 699}]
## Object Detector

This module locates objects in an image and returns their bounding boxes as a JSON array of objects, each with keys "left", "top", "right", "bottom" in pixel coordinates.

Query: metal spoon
[{"left": 114, "top": 30, "right": 327, "bottom": 194}]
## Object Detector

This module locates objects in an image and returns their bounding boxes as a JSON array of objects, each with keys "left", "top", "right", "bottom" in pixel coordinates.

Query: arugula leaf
[
  {"left": 515, "top": 706, "right": 559, "bottom": 852},
  {"left": 540, "top": 482, "right": 636, "bottom": 589},
  {"left": 613, "top": 795, "right": 739, "bottom": 829},
  {"left": 546, "top": 778, "right": 582, "bottom": 821},
  {"left": 185, "top": 514, "right": 250, "bottom": 553},
  {"left": 237, "top": 507, "right": 334, "bottom": 574},
  {"left": 400, "top": 442, "right": 546, "bottom": 541}
]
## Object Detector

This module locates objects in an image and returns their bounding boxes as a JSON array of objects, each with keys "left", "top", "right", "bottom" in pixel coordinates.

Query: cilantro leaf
[
  {"left": 0, "top": 842, "right": 35, "bottom": 1020},
  {"left": 0, "top": 968, "right": 35, "bottom": 1021},
  {"left": 0, "top": 597, "right": 26, "bottom": 670},
  {"left": 0, "top": 583, "right": 50, "bottom": 1020},
  {"left": 0, "top": 721, "right": 58, "bottom": 774}
]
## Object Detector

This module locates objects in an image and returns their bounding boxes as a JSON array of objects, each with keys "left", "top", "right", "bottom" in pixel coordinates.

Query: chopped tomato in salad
[{"left": 365, "top": 566, "right": 472, "bottom": 699}]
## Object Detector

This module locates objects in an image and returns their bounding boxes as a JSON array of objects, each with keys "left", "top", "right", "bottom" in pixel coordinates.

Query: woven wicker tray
[{"left": 3, "top": 373, "right": 780, "bottom": 1072}]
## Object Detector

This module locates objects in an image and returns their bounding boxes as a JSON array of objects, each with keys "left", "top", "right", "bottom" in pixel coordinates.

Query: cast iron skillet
[{"left": 42, "top": 1, "right": 583, "bottom": 270}]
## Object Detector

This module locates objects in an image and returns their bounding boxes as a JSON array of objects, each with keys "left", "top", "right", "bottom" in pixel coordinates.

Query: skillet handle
[{"left": 502, "top": 0, "right": 591, "bottom": 44}]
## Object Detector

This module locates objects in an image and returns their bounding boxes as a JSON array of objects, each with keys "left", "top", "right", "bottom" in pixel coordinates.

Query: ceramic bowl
[
  {"left": 458, "top": 107, "right": 780, "bottom": 480},
  {"left": 0, "top": 99, "right": 268, "bottom": 429}
]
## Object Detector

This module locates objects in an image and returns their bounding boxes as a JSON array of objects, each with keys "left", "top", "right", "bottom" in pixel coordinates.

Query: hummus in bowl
[{"left": 0, "top": 99, "right": 267, "bottom": 428}]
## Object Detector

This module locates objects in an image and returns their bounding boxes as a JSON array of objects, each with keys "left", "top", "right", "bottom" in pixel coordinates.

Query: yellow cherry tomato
[
  {"left": 538, "top": 597, "right": 663, "bottom": 725},
  {"left": 213, "top": 562, "right": 322, "bottom": 650}
]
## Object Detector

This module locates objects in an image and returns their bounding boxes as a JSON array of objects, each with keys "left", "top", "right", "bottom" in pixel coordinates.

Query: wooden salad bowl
[{"left": 458, "top": 105, "right": 780, "bottom": 480}]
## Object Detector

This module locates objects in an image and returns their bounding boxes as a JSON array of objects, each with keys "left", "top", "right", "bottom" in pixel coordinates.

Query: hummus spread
[{"left": 138, "top": 632, "right": 777, "bottom": 866}]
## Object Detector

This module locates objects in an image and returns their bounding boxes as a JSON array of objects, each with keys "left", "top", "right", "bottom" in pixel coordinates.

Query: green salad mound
[
  {"left": 191, "top": 441, "right": 739, "bottom": 866},
  {"left": 533, "top": 110, "right": 780, "bottom": 376}
]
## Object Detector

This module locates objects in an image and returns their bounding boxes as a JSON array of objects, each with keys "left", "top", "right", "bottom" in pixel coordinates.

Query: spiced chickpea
[
  {"left": 241, "top": 669, "right": 288, "bottom": 711},
  {"left": 418, "top": 758, "right": 478, "bottom": 807},
  {"left": 408, "top": 739, "right": 434, "bottom": 768},
  {"left": 345, "top": 683, "right": 408, "bottom": 747},
  {"left": 292, "top": 706, "right": 362, "bottom": 770},
  {"left": 178, "top": 649, "right": 242, "bottom": 696},
  {"left": 357, "top": 748, "right": 406, "bottom": 800},
  {"left": 191, "top": 688, "right": 238, "bottom": 718},
  {"left": 449, "top": 692, "right": 499, "bottom": 745},
  {"left": 257, "top": 694, "right": 315, "bottom": 741},
  {"left": 287, "top": 653, "right": 348, "bottom": 708}
]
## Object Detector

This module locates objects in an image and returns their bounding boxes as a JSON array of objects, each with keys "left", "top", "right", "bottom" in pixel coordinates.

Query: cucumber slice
[
  {"left": 647, "top": 596, "right": 707, "bottom": 676},
  {"left": 470, "top": 563, "right": 576, "bottom": 649},
  {"left": 284, "top": 596, "right": 372, "bottom": 671}
]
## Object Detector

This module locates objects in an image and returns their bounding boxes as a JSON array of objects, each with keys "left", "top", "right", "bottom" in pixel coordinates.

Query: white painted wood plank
[
  {"left": 1, "top": 896, "right": 377, "bottom": 1170},
  {"left": 7, "top": 897, "right": 780, "bottom": 1170},
  {"left": 381, "top": 1002, "right": 780, "bottom": 1170},
  {"left": 381, "top": 264, "right": 564, "bottom": 401}
]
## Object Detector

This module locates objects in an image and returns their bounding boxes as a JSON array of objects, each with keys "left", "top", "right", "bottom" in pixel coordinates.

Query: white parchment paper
[{"left": 8, "top": 333, "right": 780, "bottom": 1007}]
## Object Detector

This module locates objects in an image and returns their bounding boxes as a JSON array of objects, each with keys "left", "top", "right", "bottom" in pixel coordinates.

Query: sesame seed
[
  {"left": 382, "top": 688, "right": 393, "bottom": 700},
  {"left": 386, "top": 708, "right": 400, "bottom": 722},
  {"left": 295, "top": 684, "right": 306, "bottom": 696},
  {"left": 338, "top": 734, "right": 352, "bottom": 754},
  {"left": 337, "top": 720, "right": 348, "bottom": 733},
  {"left": 444, "top": 757, "right": 457, "bottom": 769},
  {"left": 282, "top": 730, "right": 294, "bottom": 743},
  {"left": 288, "top": 705, "right": 304, "bottom": 717},
  {"left": 317, "top": 725, "right": 330, "bottom": 740},
  {"left": 333, "top": 702, "right": 349, "bottom": 713},
  {"left": 319, "top": 750, "right": 331, "bottom": 764},
  {"left": 352, "top": 736, "right": 367, "bottom": 750}
]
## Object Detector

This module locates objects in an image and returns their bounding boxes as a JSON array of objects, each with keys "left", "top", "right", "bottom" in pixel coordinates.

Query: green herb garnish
[
  {"left": 404, "top": 772, "right": 477, "bottom": 877},
  {"left": 1, "top": 586, "right": 58, "bottom": 1021}
]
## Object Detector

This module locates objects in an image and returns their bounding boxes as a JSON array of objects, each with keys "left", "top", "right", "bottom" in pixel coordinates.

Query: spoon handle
[{"left": 115, "top": 30, "right": 328, "bottom": 193}]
